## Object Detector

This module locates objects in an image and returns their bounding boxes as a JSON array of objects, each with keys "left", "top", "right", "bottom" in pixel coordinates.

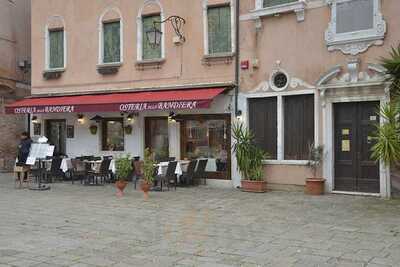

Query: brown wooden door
[{"left": 334, "top": 101, "right": 380, "bottom": 193}]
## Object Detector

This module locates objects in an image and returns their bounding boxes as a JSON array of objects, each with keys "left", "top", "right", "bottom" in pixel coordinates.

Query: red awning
[{"left": 5, "top": 88, "right": 226, "bottom": 114}]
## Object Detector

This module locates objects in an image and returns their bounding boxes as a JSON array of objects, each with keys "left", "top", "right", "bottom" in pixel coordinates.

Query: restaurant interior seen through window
[
  {"left": 181, "top": 115, "right": 231, "bottom": 180},
  {"left": 102, "top": 118, "right": 124, "bottom": 151},
  {"left": 145, "top": 117, "right": 169, "bottom": 162}
]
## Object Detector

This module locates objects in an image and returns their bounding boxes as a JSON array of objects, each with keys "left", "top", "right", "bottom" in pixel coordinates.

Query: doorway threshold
[{"left": 332, "top": 190, "right": 380, "bottom": 197}]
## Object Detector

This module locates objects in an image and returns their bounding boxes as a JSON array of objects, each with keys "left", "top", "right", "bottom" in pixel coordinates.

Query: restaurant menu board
[{"left": 26, "top": 143, "right": 54, "bottom": 165}]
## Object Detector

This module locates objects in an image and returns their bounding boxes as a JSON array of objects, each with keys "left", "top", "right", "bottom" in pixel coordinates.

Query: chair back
[
  {"left": 168, "top": 157, "right": 176, "bottom": 162},
  {"left": 186, "top": 160, "right": 197, "bottom": 177},
  {"left": 133, "top": 160, "right": 143, "bottom": 176},
  {"left": 103, "top": 155, "right": 113, "bottom": 160},
  {"left": 165, "top": 161, "right": 177, "bottom": 178},
  {"left": 100, "top": 158, "right": 111, "bottom": 174},
  {"left": 71, "top": 159, "right": 86, "bottom": 172},
  {"left": 195, "top": 159, "right": 208, "bottom": 177},
  {"left": 50, "top": 157, "right": 62, "bottom": 172}
]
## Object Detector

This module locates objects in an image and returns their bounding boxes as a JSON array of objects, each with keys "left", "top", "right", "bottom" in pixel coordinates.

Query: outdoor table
[
  {"left": 60, "top": 158, "right": 73, "bottom": 173},
  {"left": 83, "top": 159, "right": 116, "bottom": 173},
  {"left": 157, "top": 161, "right": 183, "bottom": 180}
]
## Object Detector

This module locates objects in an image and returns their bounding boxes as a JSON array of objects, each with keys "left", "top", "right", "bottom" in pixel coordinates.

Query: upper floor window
[
  {"left": 102, "top": 21, "right": 121, "bottom": 63},
  {"left": 207, "top": 5, "right": 232, "bottom": 55},
  {"left": 142, "top": 14, "right": 162, "bottom": 60},
  {"left": 263, "top": 0, "right": 297, "bottom": 8},
  {"left": 48, "top": 29, "right": 65, "bottom": 69},
  {"left": 325, "top": 0, "right": 386, "bottom": 55}
]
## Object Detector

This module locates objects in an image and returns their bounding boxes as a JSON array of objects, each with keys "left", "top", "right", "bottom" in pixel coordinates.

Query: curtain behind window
[
  {"left": 103, "top": 21, "right": 121, "bottom": 63},
  {"left": 208, "top": 5, "right": 231, "bottom": 54},
  {"left": 49, "top": 30, "right": 64, "bottom": 69},
  {"left": 142, "top": 15, "right": 162, "bottom": 60}
]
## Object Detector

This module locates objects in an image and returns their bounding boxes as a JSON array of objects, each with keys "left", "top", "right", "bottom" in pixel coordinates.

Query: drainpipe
[{"left": 234, "top": 0, "right": 240, "bottom": 116}]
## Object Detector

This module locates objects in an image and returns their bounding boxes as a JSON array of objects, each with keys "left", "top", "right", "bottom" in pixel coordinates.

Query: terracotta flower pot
[
  {"left": 305, "top": 178, "right": 325, "bottom": 195},
  {"left": 241, "top": 180, "right": 267, "bottom": 193},
  {"left": 115, "top": 180, "right": 128, "bottom": 197},
  {"left": 140, "top": 180, "right": 152, "bottom": 199}
]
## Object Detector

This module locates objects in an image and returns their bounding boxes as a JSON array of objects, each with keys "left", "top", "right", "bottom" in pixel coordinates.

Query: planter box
[
  {"left": 241, "top": 180, "right": 267, "bottom": 193},
  {"left": 305, "top": 178, "right": 325, "bottom": 195}
]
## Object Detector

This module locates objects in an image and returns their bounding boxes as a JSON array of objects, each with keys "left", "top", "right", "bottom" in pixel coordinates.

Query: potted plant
[
  {"left": 89, "top": 125, "right": 98, "bottom": 135},
  {"left": 305, "top": 144, "right": 325, "bottom": 195},
  {"left": 141, "top": 148, "right": 155, "bottom": 199},
  {"left": 115, "top": 154, "right": 133, "bottom": 197},
  {"left": 232, "top": 123, "right": 267, "bottom": 193}
]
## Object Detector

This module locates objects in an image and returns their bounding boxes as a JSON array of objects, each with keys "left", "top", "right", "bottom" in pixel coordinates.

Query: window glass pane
[
  {"left": 49, "top": 29, "right": 64, "bottom": 69},
  {"left": 208, "top": 5, "right": 231, "bottom": 54},
  {"left": 145, "top": 118, "right": 169, "bottom": 162},
  {"left": 336, "top": 0, "right": 374, "bottom": 34},
  {"left": 284, "top": 95, "right": 314, "bottom": 160},
  {"left": 142, "top": 15, "right": 162, "bottom": 60},
  {"left": 249, "top": 97, "right": 277, "bottom": 159},
  {"left": 102, "top": 119, "right": 124, "bottom": 151},
  {"left": 182, "top": 117, "right": 230, "bottom": 179},
  {"left": 263, "top": 0, "right": 297, "bottom": 8},
  {"left": 103, "top": 21, "right": 121, "bottom": 63}
]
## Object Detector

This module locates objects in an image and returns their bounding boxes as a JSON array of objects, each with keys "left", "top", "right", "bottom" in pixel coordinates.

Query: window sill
[
  {"left": 202, "top": 52, "right": 235, "bottom": 65},
  {"left": 251, "top": 1, "right": 306, "bottom": 22},
  {"left": 43, "top": 68, "right": 65, "bottom": 80},
  {"left": 262, "top": 160, "right": 309, "bottom": 166},
  {"left": 97, "top": 62, "right": 122, "bottom": 75},
  {"left": 135, "top": 58, "right": 165, "bottom": 70}
]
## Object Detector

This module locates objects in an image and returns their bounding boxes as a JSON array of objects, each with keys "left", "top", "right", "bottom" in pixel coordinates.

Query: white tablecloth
[
  {"left": 157, "top": 162, "right": 183, "bottom": 176},
  {"left": 60, "top": 158, "right": 73, "bottom": 173},
  {"left": 197, "top": 158, "right": 217, "bottom": 172}
]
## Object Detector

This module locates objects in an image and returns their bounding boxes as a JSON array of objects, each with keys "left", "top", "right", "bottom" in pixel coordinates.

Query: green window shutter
[
  {"left": 142, "top": 15, "right": 162, "bottom": 60},
  {"left": 49, "top": 30, "right": 64, "bottom": 69},
  {"left": 103, "top": 21, "right": 121, "bottom": 63},
  {"left": 263, "top": 0, "right": 297, "bottom": 8},
  {"left": 207, "top": 5, "right": 231, "bottom": 55}
]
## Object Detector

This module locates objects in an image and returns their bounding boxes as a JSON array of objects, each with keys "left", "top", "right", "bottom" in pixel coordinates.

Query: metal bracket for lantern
[{"left": 146, "top": 15, "right": 186, "bottom": 48}]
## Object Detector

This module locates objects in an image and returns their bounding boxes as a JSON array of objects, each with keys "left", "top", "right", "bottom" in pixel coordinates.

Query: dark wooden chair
[
  {"left": 155, "top": 161, "right": 177, "bottom": 191},
  {"left": 194, "top": 159, "right": 208, "bottom": 185},
  {"left": 44, "top": 157, "right": 63, "bottom": 183},
  {"left": 180, "top": 160, "right": 197, "bottom": 186},
  {"left": 71, "top": 159, "right": 88, "bottom": 184},
  {"left": 132, "top": 160, "right": 143, "bottom": 189},
  {"left": 86, "top": 158, "right": 111, "bottom": 185}
]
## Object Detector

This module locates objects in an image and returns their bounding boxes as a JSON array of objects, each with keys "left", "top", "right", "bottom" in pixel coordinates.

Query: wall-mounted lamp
[
  {"left": 31, "top": 116, "right": 38, "bottom": 124},
  {"left": 77, "top": 114, "right": 85, "bottom": 124},
  {"left": 146, "top": 16, "right": 186, "bottom": 48},
  {"left": 168, "top": 111, "right": 177, "bottom": 123},
  {"left": 235, "top": 110, "right": 243, "bottom": 121},
  {"left": 90, "top": 115, "right": 103, "bottom": 123},
  {"left": 127, "top": 113, "right": 139, "bottom": 123}
]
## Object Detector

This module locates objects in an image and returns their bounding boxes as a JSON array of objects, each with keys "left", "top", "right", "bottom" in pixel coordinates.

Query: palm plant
[
  {"left": 371, "top": 44, "right": 400, "bottom": 167},
  {"left": 232, "top": 123, "right": 267, "bottom": 181}
]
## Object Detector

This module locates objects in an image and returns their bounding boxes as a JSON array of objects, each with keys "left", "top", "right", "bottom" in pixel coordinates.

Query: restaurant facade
[{"left": 6, "top": 0, "right": 238, "bottom": 187}]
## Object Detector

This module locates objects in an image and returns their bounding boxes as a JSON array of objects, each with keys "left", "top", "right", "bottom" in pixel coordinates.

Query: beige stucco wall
[
  {"left": 31, "top": 0, "right": 235, "bottom": 95},
  {"left": 239, "top": 0, "right": 399, "bottom": 188}
]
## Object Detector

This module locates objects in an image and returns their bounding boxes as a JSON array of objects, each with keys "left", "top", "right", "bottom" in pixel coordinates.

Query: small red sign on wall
[{"left": 240, "top": 60, "right": 249, "bottom": 70}]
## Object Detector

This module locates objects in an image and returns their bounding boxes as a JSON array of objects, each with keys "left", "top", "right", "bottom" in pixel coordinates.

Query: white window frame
[
  {"left": 136, "top": 0, "right": 165, "bottom": 61},
  {"left": 243, "top": 89, "right": 318, "bottom": 165},
  {"left": 98, "top": 8, "right": 124, "bottom": 65},
  {"left": 44, "top": 16, "right": 67, "bottom": 71},
  {"left": 252, "top": 0, "right": 306, "bottom": 22},
  {"left": 203, "top": 0, "right": 235, "bottom": 56},
  {"left": 325, "top": 0, "right": 386, "bottom": 55}
]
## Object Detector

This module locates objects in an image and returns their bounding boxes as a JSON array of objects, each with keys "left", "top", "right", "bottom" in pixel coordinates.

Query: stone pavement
[{"left": 0, "top": 173, "right": 400, "bottom": 267}]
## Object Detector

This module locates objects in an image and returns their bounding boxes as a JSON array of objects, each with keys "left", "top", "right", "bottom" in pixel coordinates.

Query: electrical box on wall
[{"left": 240, "top": 60, "right": 249, "bottom": 70}]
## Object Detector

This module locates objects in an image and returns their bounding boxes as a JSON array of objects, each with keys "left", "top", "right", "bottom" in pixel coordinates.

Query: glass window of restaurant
[
  {"left": 145, "top": 117, "right": 169, "bottom": 162},
  {"left": 180, "top": 115, "right": 231, "bottom": 180},
  {"left": 102, "top": 118, "right": 124, "bottom": 151}
]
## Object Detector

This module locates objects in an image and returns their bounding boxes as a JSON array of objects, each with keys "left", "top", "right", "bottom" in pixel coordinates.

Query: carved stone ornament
[
  {"left": 249, "top": 61, "right": 314, "bottom": 94},
  {"left": 325, "top": 0, "right": 386, "bottom": 55}
]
